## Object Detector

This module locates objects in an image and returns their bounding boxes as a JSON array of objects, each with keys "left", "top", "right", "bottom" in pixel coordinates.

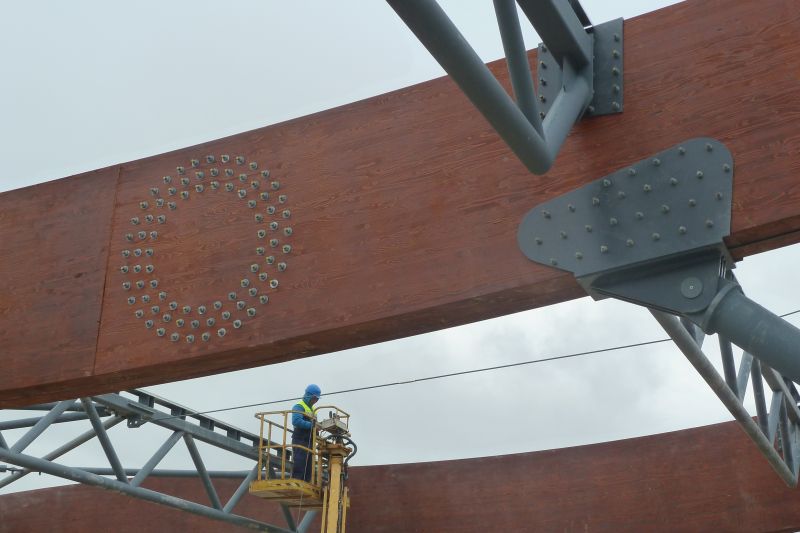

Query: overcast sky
[{"left": 3, "top": 0, "right": 800, "bottom": 497}]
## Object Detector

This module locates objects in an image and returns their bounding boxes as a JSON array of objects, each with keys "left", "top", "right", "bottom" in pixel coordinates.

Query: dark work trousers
[{"left": 291, "top": 437, "right": 313, "bottom": 482}]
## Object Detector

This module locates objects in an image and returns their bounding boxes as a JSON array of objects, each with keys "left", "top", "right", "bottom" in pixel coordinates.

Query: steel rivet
[
  {"left": 270, "top": 279, "right": 279, "bottom": 289},
  {"left": 696, "top": 171, "right": 704, "bottom": 179},
  {"left": 602, "top": 179, "right": 612, "bottom": 188},
  {"left": 168, "top": 187, "right": 177, "bottom": 196},
  {"left": 144, "top": 214, "right": 154, "bottom": 223},
  {"left": 261, "top": 170, "right": 271, "bottom": 178},
  {"left": 269, "top": 238, "right": 278, "bottom": 247},
  {"left": 592, "top": 197, "right": 600, "bottom": 206},
  {"left": 260, "top": 192, "right": 270, "bottom": 201},
  {"left": 150, "top": 280, "right": 158, "bottom": 288},
  {"left": 156, "top": 198, "right": 165, "bottom": 207},
  {"left": 612, "top": 84, "right": 620, "bottom": 94},
  {"left": 267, "top": 206, "right": 276, "bottom": 215},
  {"left": 156, "top": 215, "right": 165, "bottom": 224},
  {"left": 549, "top": 258, "right": 558, "bottom": 266},
  {"left": 227, "top": 292, "right": 236, "bottom": 301},
  {"left": 635, "top": 211, "right": 644, "bottom": 220},
  {"left": 626, "top": 239, "right": 634, "bottom": 247},
  {"left": 705, "top": 143, "right": 713, "bottom": 152},
  {"left": 131, "top": 217, "right": 140, "bottom": 225},
  {"left": 247, "top": 308, "right": 256, "bottom": 317},
  {"left": 612, "top": 67, "right": 620, "bottom": 76},
  {"left": 534, "top": 237, "right": 543, "bottom": 245},
  {"left": 122, "top": 250, "right": 131, "bottom": 258},
  {"left": 723, "top": 164, "right": 731, "bottom": 172},
  {"left": 180, "top": 177, "right": 190, "bottom": 187},
  {"left": 539, "top": 94, "right": 547, "bottom": 103},
  {"left": 249, "top": 161, "right": 258, "bottom": 170},
  {"left": 612, "top": 49, "right": 620, "bottom": 58},
  {"left": 136, "top": 280, "right": 145, "bottom": 289},
  {"left": 145, "top": 320, "right": 154, "bottom": 329},
  {"left": 238, "top": 189, "right": 247, "bottom": 199},
  {"left": 149, "top": 231, "right": 157, "bottom": 240},
  {"left": 652, "top": 158, "right": 661, "bottom": 166},
  {"left": 539, "top": 61, "right": 547, "bottom": 69},
  {"left": 600, "top": 245, "right": 608, "bottom": 253},
  {"left": 168, "top": 202, "right": 177, "bottom": 210},
  {"left": 259, "top": 295, "right": 269, "bottom": 304},
  {"left": 136, "top": 231, "right": 146, "bottom": 240},
  {"left": 142, "top": 295, "right": 151, "bottom": 303},
  {"left": 125, "top": 233, "right": 134, "bottom": 242},
  {"left": 250, "top": 263, "right": 260, "bottom": 273},
  {"left": 609, "top": 217, "right": 618, "bottom": 226},
  {"left": 278, "top": 195, "right": 287, "bottom": 204},
  {"left": 163, "top": 176, "right": 172, "bottom": 184},
  {"left": 706, "top": 219, "right": 714, "bottom": 228},
  {"left": 195, "top": 171, "right": 205, "bottom": 180},
  {"left": 628, "top": 168, "right": 637, "bottom": 176},
  {"left": 239, "top": 174, "right": 248, "bottom": 183},
  {"left": 251, "top": 181, "right": 260, "bottom": 190},
  {"left": 159, "top": 291, "right": 167, "bottom": 300},
  {"left": 575, "top": 252, "right": 583, "bottom": 260},
  {"left": 278, "top": 262, "right": 287, "bottom": 272},
  {"left": 670, "top": 178, "right": 678, "bottom": 186},
  {"left": 177, "top": 166, "right": 185, "bottom": 175},
  {"left": 206, "top": 155, "right": 216, "bottom": 164},
  {"left": 568, "top": 204, "right": 575, "bottom": 212},
  {"left": 271, "top": 181, "right": 281, "bottom": 191},
  {"left": 225, "top": 169, "right": 234, "bottom": 177},
  {"left": 585, "top": 225, "right": 592, "bottom": 233},
  {"left": 269, "top": 221, "right": 279, "bottom": 231},
  {"left": 678, "top": 226, "right": 688, "bottom": 234},
  {"left": 210, "top": 169, "right": 219, "bottom": 177},
  {"left": 688, "top": 198, "right": 697, "bottom": 207},
  {"left": 133, "top": 264, "right": 142, "bottom": 273},
  {"left": 248, "top": 200, "right": 257, "bottom": 208},
  {"left": 661, "top": 204, "right": 670, "bottom": 213},
  {"left": 643, "top": 184, "right": 652, "bottom": 192},
  {"left": 613, "top": 33, "right": 620, "bottom": 42},
  {"left": 134, "top": 248, "right": 142, "bottom": 256},
  {"left": 225, "top": 183, "right": 234, "bottom": 192},
  {"left": 652, "top": 232, "right": 661, "bottom": 241},
  {"left": 180, "top": 191, "right": 189, "bottom": 200},
  {"left": 180, "top": 305, "right": 190, "bottom": 314},
  {"left": 254, "top": 214, "right": 264, "bottom": 223},
  {"left": 195, "top": 184, "right": 204, "bottom": 193}
]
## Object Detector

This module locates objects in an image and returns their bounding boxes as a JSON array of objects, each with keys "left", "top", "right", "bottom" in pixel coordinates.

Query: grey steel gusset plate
[
  {"left": 537, "top": 17, "right": 623, "bottom": 119},
  {"left": 517, "top": 137, "right": 734, "bottom": 279}
]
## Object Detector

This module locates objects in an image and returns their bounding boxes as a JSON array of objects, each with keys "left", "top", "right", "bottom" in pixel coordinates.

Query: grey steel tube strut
[
  {"left": 296, "top": 511, "right": 319, "bottom": 533},
  {"left": 130, "top": 431, "right": 183, "bottom": 487},
  {"left": 493, "top": 0, "right": 543, "bottom": 134},
  {"left": 651, "top": 309, "right": 797, "bottom": 487},
  {"left": 0, "top": 416, "right": 124, "bottom": 490},
  {"left": 80, "top": 398, "right": 127, "bottom": 483},
  {"left": 184, "top": 434, "right": 223, "bottom": 510},
  {"left": 0, "top": 412, "right": 91, "bottom": 431},
  {"left": 0, "top": 448, "right": 294, "bottom": 533},
  {"left": 223, "top": 466, "right": 258, "bottom": 514},
  {"left": 10, "top": 400, "right": 76, "bottom": 453},
  {"left": 387, "top": 0, "right": 561, "bottom": 174},
  {"left": 702, "top": 282, "right": 800, "bottom": 383},
  {"left": 73, "top": 468, "right": 252, "bottom": 478}
]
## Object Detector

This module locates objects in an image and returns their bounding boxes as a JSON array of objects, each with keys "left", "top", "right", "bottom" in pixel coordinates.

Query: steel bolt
[
  {"left": 661, "top": 204, "right": 670, "bottom": 214},
  {"left": 186, "top": 334, "right": 195, "bottom": 343},
  {"left": 643, "top": 184, "right": 652, "bottom": 192},
  {"left": 157, "top": 328, "right": 165, "bottom": 337},
  {"left": 169, "top": 301, "right": 178, "bottom": 310},
  {"left": 592, "top": 197, "right": 600, "bottom": 206},
  {"left": 256, "top": 246, "right": 265, "bottom": 255},
  {"left": 723, "top": 164, "right": 731, "bottom": 173},
  {"left": 696, "top": 171, "right": 704, "bottom": 179},
  {"left": 575, "top": 252, "right": 583, "bottom": 260},
  {"left": 560, "top": 231, "right": 568, "bottom": 239},
  {"left": 201, "top": 332, "right": 210, "bottom": 341},
  {"left": 678, "top": 226, "right": 688, "bottom": 234},
  {"left": 176, "top": 319, "right": 184, "bottom": 327},
  {"left": 218, "top": 328, "right": 227, "bottom": 337},
  {"left": 611, "top": 101, "right": 620, "bottom": 111},
  {"left": 190, "top": 159, "right": 200, "bottom": 168},
  {"left": 221, "top": 154, "right": 230, "bottom": 163},
  {"left": 706, "top": 219, "right": 714, "bottom": 228},
  {"left": 635, "top": 211, "right": 644, "bottom": 220},
  {"left": 135, "top": 309, "right": 144, "bottom": 318},
  {"left": 121, "top": 266, "right": 129, "bottom": 274},
  {"left": 248, "top": 200, "right": 257, "bottom": 208},
  {"left": 207, "top": 318, "right": 216, "bottom": 327},
  {"left": 236, "top": 156, "right": 245, "bottom": 165},
  {"left": 652, "top": 232, "right": 661, "bottom": 241},
  {"left": 163, "top": 313, "right": 172, "bottom": 322},
  {"left": 222, "top": 311, "right": 231, "bottom": 320},
  {"left": 127, "top": 296, "right": 136, "bottom": 305},
  {"left": 249, "top": 288, "right": 257, "bottom": 296},
  {"left": 282, "top": 209, "right": 291, "bottom": 219},
  {"left": 228, "top": 292, "right": 236, "bottom": 300},
  {"left": 170, "top": 333, "right": 180, "bottom": 342},
  {"left": 617, "top": 191, "right": 626, "bottom": 199},
  {"left": 600, "top": 245, "right": 608, "bottom": 253},
  {"left": 688, "top": 198, "right": 697, "bottom": 207},
  {"left": 549, "top": 258, "right": 558, "bottom": 266},
  {"left": 259, "top": 295, "right": 269, "bottom": 304},
  {"left": 261, "top": 170, "right": 270, "bottom": 178},
  {"left": 270, "top": 279, "right": 279, "bottom": 289},
  {"left": 266, "top": 256, "right": 275, "bottom": 265},
  {"left": 260, "top": 192, "right": 270, "bottom": 201},
  {"left": 236, "top": 301, "right": 246, "bottom": 310},
  {"left": 241, "top": 278, "right": 250, "bottom": 288},
  {"left": 626, "top": 239, "right": 634, "bottom": 247},
  {"left": 198, "top": 305, "right": 206, "bottom": 315},
  {"left": 181, "top": 177, "right": 190, "bottom": 187},
  {"left": 259, "top": 272, "right": 268, "bottom": 281},
  {"left": 282, "top": 244, "right": 292, "bottom": 253}
]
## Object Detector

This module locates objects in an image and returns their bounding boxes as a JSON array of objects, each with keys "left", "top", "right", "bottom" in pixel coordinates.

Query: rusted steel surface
[
  {"left": 2, "top": 0, "right": 800, "bottom": 404},
  {"left": 3, "top": 421, "right": 800, "bottom": 532}
]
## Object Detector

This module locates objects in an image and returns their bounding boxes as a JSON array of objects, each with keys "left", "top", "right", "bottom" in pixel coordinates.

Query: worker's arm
[{"left": 292, "top": 405, "right": 314, "bottom": 430}]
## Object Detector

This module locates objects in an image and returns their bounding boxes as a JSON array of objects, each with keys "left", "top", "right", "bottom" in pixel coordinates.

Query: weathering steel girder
[{"left": 385, "top": 0, "right": 619, "bottom": 174}]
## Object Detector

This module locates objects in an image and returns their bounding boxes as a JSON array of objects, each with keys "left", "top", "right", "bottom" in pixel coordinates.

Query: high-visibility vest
[{"left": 298, "top": 400, "right": 317, "bottom": 421}]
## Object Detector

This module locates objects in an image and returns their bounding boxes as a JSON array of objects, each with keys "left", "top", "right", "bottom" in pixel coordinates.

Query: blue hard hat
[{"left": 305, "top": 384, "right": 321, "bottom": 398}]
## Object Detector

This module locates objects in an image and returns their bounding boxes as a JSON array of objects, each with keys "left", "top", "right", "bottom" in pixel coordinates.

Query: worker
[{"left": 291, "top": 384, "right": 321, "bottom": 482}]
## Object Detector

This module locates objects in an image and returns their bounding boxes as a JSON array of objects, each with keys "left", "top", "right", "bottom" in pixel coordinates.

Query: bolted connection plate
[
  {"left": 517, "top": 137, "right": 734, "bottom": 280},
  {"left": 537, "top": 17, "right": 623, "bottom": 119}
]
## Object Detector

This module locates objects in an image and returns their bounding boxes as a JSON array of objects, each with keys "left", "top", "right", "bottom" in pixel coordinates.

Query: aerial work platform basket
[{"left": 249, "top": 406, "right": 353, "bottom": 513}]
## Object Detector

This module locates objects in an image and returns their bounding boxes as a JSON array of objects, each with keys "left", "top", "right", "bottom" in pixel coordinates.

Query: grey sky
[{"left": 3, "top": 0, "right": 799, "bottom": 496}]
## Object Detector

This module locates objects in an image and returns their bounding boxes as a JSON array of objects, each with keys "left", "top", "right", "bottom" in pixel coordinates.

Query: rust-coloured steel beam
[
  {"left": 2, "top": 0, "right": 800, "bottom": 405},
  {"left": 2, "top": 421, "right": 800, "bottom": 531}
]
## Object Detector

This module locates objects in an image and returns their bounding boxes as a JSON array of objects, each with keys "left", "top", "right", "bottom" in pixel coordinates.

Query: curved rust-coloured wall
[{"left": 3, "top": 421, "right": 800, "bottom": 532}]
